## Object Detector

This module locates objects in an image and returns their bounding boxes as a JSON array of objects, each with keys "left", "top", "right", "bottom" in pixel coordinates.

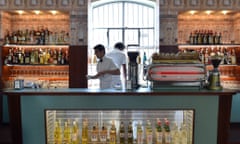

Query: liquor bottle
[
  {"left": 91, "top": 122, "right": 99, "bottom": 143},
  {"left": 146, "top": 120, "right": 153, "bottom": 144},
  {"left": 204, "top": 48, "right": 209, "bottom": 65},
  {"left": 189, "top": 32, "right": 194, "bottom": 44},
  {"left": 127, "top": 121, "right": 133, "bottom": 144},
  {"left": 54, "top": 120, "right": 62, "bottom": 144},
  {"left": 231, "top": 49, "right": 236, "bottom": 65},
  {"left": 99, "top": 123, "right": 107, "bottom": 143},
  {"left": 155, "top": 118, "right": 163, "bottom": 144},
  {"left": 109, "top": 120, "right": 117, "bottom": 144},
  {"left": 136, "top": 121, "right": 143, "bottom": 144},
  {"left": 171, "top": 122, "right": 180, "bottom": 144},
  {"left": 163, "top": 118, "right": 171, "bottom": 144},
  {"left": 63, "top": 120, "right": 71, "bottom": 144},
  {"left": 82, "top": 119, "right": 88, "bottom": 144},
  {"left": 119, "top": 121, "right": 125, "bottom": 144},
  {"left": 72, "top": 120, "right": 80, "bottom": 144},
  {"left": 217, "top": 32, "right": 222, "bottom": 44},
  {"left": 180, "top": 123, "right": 187, "bottom": 144}
]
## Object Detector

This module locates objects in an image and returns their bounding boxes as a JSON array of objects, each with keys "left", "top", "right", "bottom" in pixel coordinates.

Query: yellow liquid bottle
[
  {"left": 63, "top": 120, "right": 71, "bottom": 144},
  {"left": 109, "top": 120, "right": 117, "bottom": 144},
  {"left": 82, "top": 119, "right": 88, "bottom": 144},
  {"left": 54, "top": 120, "right": 62, "bottom": 144},
  {"left": 72, "top": 120, "right": 80, "bottom": 144},
  {"left": 91, "top": 122, "right": 99, "bottom": 143}
]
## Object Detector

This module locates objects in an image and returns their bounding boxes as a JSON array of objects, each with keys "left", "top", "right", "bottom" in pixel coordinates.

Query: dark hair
[
  {"left": 93, "top": 44, "right": 105, "bottom": 53},
  {"left": 114, "top": 42, "right": 125, "bottom": 50}
]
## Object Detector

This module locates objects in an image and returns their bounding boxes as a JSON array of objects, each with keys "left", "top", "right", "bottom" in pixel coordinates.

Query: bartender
[{"left": 87, "top": 44, "right": 120, "bottom": 89}]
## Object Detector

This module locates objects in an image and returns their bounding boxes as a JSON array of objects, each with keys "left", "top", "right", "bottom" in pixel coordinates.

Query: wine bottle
[
  {"left": 82, "top": 119, "right": 88, "bottom": 144},
  {"left": 163, "top": 118, "right": 171, "bottom": 144},
  {"left": 136, "top": 121, "right": 143, "bottom": 144},
  {"left": 109, "top": 120, "right": 117, "bottom": 144},
  {"left": 146, "top": 120, "right": 153, "bottom": 144},
  {"left": 99, "top": 123, "right": 107, "bottom": 143},
  {"left": 54, "top": 120, "right": 62, "bottom": 144},
  {"left": 72, "top": 120, "right": 80, "bottom": 144},
  {"left": 127, "top": 121, "right": 133, "bottom": 144},
  {"left": 63, "top": 120, "right": 71, "bottom": 144},
  {"left": 91, "top": 122, "right": 99, "bottom": 143},
  {"left": 119, "top": 121, "right": 125, "bottom": 144},
  {"left": 156, "top": 118, "right": 163, "bottom": 144}
]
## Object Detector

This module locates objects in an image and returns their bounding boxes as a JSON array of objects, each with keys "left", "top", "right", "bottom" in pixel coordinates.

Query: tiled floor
[{"left": 0, "top": 123, "right": 239, "bottom": 144}]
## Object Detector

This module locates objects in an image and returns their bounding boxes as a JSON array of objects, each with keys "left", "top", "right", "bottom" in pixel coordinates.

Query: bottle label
[
  {"left": 137, "top": 133, "right": 143, "bottom": 144},
  {"left": 156, "top": 132, "right": 163, "bottom": 143},
  {"left": 146, "top": 133, "right": 153, "bottom": 144},
  {"left": 120, "top": 132, "right": 124, "bottom": 138},
  {"left": 72, "top": 133, "right": 77, "bottom": 141},
  {"left": 128, "top": 133, "right": 133, "bottom": 138},
  {"left": 100, "top": 134, "right": 107, "bottom": 142},
  {"left": 91, "top": 134, "right": 98, "bottom": 142},
  {"left": 165, "top": 132, "right": 171, "bottom": 144}
]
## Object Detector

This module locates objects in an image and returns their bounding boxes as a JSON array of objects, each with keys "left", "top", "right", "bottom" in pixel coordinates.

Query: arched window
[{"left": 88, "top": 0, "right": 159, "bottom": 88}]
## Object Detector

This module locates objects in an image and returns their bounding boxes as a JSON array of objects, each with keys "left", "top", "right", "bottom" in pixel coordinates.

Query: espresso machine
[
  {"left": 127, "top": 51, "right": 140, "bottom": 89},
  {"left": 207, "top": 57, "right": 222, "bottom": 90}
]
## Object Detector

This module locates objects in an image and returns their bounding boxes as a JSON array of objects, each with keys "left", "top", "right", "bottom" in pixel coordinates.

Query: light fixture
[
  {"left": 205, "top": 10, "right": 212, "bottom": 15},
  {"left": 189, "top": 10, "right": 196, "bottom": 15},
  {"left": 222, "top": 10, "right": 228, "bottom": 15},
  {"left": 50, "top": 10, "right": 57, "bottom": 15},
  {"left": 17, "top": 10, "right": 24, "bottom": 15},
  {"left": 34, "top": 10, "right": 40, "bottom": 15}
]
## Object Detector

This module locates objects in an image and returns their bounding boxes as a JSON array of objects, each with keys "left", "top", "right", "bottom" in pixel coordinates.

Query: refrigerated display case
[{"left": 45, "top": 109, "right": 194, "bottom": 144}]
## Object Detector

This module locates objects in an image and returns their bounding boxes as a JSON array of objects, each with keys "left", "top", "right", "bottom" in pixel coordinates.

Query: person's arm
[
  {"left": 122, "top": 64, "right": 127, "bottom": 79},
  {"left": 99, "top": 69, "right": 120, "bottom": 75}
]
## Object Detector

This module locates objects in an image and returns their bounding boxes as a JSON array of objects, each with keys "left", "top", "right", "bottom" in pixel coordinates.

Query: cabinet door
[
  {"left": 42, "top": 0, "right": 57, "bottom": 9},
  {"left": 26, "top": 0, "right": 41, "bottom": 9},
  {"left": 10, "top": 0, "right": 25, "bottom": 9},
  {"left": 72, "top": 0, "right": 86, "bottom": 9},
  {"left": 0, "top": 0, "right": 9, "bottom": 9},
  {"left": 57, "top": 0, "right": 72, "bottom": 9}
]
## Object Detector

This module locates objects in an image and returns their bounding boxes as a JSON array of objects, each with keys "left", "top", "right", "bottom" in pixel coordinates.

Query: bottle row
[
  {"left": 189, "top": 30, "right": 222, "bottom": 45},
  {"left": 52, "top": 118, "right": 189, "bottom": 144},
  {"left": 4, "top": 26, "right": 70, "bottom": 45},
  {"left": 4, "top": 47, "right": 69, "bottom": 65},
  {"left": 180, "top": 47, "right": 237, "bottom": 65}
]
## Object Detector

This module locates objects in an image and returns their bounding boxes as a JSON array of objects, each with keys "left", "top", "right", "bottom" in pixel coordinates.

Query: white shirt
[
  {"left": 107, "top": 49, "right": 127, "bottom": 68},
  {"left": 106, "top": 49, "right": 127, "bottom": 87},
  {"left": 97, "top": 56, "right": 119, "bottom": 89}
]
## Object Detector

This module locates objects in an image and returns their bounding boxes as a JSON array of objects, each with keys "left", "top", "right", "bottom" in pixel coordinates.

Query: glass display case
[{"left": 45, "top": 109, "right": 194, "bottom": 144}]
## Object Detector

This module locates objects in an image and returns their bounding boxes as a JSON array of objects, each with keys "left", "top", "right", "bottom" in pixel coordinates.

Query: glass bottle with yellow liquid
[
  {"left": 72, "top": 120, "right": 80, "bottom": 144},
  {"left": 63, "top": 120, "right": 72, "bottom": 144},
  {"left": 82, "top": 119, "right": 89, "bottom": 144},
  {"left": 54, "top": 120, "right": 62, "bottom": 144},
  {"left": 109, "top": 120, "right": 117, "bottom": 144}
]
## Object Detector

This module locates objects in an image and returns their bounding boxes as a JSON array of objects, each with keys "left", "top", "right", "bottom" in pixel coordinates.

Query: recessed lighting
[
  {"left": 17, "top": 10, "right": 24, "bottom": 15},
  {"left": 34, "top": 10, "right": 40, "bottom": 15},
  {"left": 50, "top": 10, "right": 57, "bottom": 15},
  {"left": 222, "top": 10, "right": 228, "bottom": 15},
  {"left": 189, "top": 10, "right": 196, "bottom": 15},
  {"left": 205, "top": 10, "right": 212, "bottom": 15}
]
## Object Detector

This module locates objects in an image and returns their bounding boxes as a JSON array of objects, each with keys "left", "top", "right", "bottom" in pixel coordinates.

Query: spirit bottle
[
  {"left": 72, "top": 120, "right": 80, "bottom": 144},
  {"left": 91, "top": 122, "right": 99, "bottom": 143},
  {"left": 136, "top": 121, "right": 143, "bottom": 144},
  {"left": 109, "top": 120, "right": 117, "bottom": 144},
  {"left": 146, "top": 120, "right": 153, "bottom": 144},
  {"left": 63, "top": 120, "right": 71, "bottom": 144},
  {"left": 119, "top": 121, "right": 125, "bottom": 144},
  {"left": 155, "top": 118, "right": 163, "bottom": 144},
  {"left": 180, "top": 123, "right": 188, "bottom": 144},
  {"left": 127, "top": 121, "right": 133, "bottom": 144},
  {"left": 99, "top": 123, "right": 107, "bottom": 143},
  {"left": 163, "top": 118, "right": 171, "bottom": 144},
  {"left": 82, "top": 119, "right": 88, "bottom": 144},
  {"left": 54, "top": 120, "right": 62, "bottom": 144}
]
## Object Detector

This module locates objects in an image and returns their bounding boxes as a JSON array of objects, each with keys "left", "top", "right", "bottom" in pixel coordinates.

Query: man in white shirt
[
  {"left": 88, "top": 44, "right": 120, "bottom": 89},
  {"left": 106, "top": 42, "right": 127, "bottom": 87}
]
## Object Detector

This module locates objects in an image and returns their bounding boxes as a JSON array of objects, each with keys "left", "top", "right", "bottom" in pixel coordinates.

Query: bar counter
[{"left": 3, "top": 88, "right": 237, "bottom": 144}]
